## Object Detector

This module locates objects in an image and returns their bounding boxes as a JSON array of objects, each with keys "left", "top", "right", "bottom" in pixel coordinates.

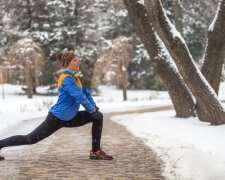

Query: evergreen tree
[{"left": 0, "top": 0, "right": 168, "bottom": 90}]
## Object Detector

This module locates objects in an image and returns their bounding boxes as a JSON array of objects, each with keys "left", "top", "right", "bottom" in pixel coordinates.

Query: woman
[{"left": 0, "top": 51, "right": 113, "bottom": 161}]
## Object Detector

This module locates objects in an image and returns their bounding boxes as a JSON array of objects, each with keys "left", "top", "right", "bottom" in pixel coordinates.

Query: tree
[
  {"left": 180, "top": 0, "right": 218, "bottom": 62},
  {"left": 145, "top": 0, "right": 225, "bottom": 124},
  {"left": 162, "top": 0, "right": 224, "bottom": 95},
  {"left": 8, "top": 38, "right": 44, "bottom": 98},
  {"left": 111, "top": 37, "right": 133, "bottom": 101},
  {"left": 170, "top": 0, "right": 184, "bottom": 36},
  {"left": 0, "top": 0, "right": 161, "bottom": 90},
  {"left": 201, "top": 0, "right": 225, "bottom": 94},
  {"left": 123, "top": 0, "right": 195, "bottom": 117},
  {"left": 124, "top": 0, "right": 225, "bottom": 125},
  {"left": 91, "top": 36, "right": 133, "bottom": 101}
]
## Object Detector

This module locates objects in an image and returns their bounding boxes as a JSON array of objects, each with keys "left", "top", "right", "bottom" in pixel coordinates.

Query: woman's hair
[{"left": 57, "top": 51, "right": 77, "bottom": 68}]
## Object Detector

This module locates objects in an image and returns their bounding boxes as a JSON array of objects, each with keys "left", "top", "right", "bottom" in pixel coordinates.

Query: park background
[{"left": 1, "top": 0, "right": 225, "bottom": 179}]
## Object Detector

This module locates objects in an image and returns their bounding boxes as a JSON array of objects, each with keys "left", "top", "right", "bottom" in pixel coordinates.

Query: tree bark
[
  {"left": 124, "top": 0, "right": 196, "bottom": 118},
  {"left": 171, "top": 0, "right": 183, "bottom": 36},
  {"left": 25, "top": 60, "right": 33, "bottom": 99},
  {"left": 118, "top": 57, "right": 128, "bottom": 101},
  {"left": 74, "top": 0, "right": 80, "bottom": 44},
  {"left": 26, "top": 0, "right": 32, "bottom": 30},
  {"left": 123, "top": 88, "right": 127, "bottom": 101},
  {"left": 155, "top": 61, "right": 195, "bottom": 118},
  {"left": 201, "top": 0, "right": 225, "bottom": 94},
  {"left": 144, "top": 0, "right": 225, "bottom": 125}
]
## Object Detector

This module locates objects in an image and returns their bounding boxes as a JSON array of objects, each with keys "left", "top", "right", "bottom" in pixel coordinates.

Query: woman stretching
[{"left": 0, "top": 51, "right": 113, "bottom": 161}]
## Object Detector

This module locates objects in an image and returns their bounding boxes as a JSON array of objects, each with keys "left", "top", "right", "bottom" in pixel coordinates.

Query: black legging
[{"left": 0, "top": 111, "right": 103, "bottom": 152}]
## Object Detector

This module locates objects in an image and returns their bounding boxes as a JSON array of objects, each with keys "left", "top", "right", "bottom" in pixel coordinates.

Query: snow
[
  {"left": 162, "top": 6, "right": 185, "bottom": 45},
  {"left": 111, "top": 82, "right": 225, "bottom": 180},
  {"left": 155, "top": 32, "right": 179, "bottom": 71},
  {"left": 137, "top": 0, "right": 145, "bottom": 6},
  {"left": 208, "top": 1, "right": 221, "bottom": 32},
  {"left": 2, "top": 13, "right": 12, "bottom": 30},
  {"left": 1, "top": 83, "right": 225, "bottom": 179},
  {"left": 0, "top": 84, "right": 56, "bottom": 133},
  {"left": 112, "top": 111, "right": 225, "bottom": 180}
]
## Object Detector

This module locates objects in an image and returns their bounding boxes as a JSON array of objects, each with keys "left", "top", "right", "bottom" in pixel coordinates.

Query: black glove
[
  {"left": 90, "top": 110, "right": 103, "bottom": 120},
  {"left": 95, "top": 106, "right": 99, "bottom": 111}
]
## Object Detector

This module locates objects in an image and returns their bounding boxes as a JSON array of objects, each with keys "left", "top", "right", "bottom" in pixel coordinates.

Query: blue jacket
[{"left": 50, "top": 70, "right": 96, "bottom": 121}]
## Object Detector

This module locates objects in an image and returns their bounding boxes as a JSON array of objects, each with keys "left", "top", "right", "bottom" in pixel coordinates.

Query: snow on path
[{"left": 112, "top": 110, "right": 225, "bottom": 180}]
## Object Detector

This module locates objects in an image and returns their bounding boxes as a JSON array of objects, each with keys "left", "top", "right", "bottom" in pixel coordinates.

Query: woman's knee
[
  {"left": 95, "top": 112, "right": 103, "bottom": 125},
  {"left": 98, "top": 111, "right": 103, "bottom": 120},
  {"left": 96, "top": 112, "right": 103, "bottom": 122},
  {"left": 91, "top": 111, "right": 103, "bottom": 120}
]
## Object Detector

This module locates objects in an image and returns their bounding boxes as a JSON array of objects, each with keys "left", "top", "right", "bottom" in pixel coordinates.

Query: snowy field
[{"left": 1, "top": 83, "right": 225, "bottom": 179}]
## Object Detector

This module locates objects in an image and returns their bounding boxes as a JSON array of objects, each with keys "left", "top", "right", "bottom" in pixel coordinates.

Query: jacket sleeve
[
  {"left": 62, "top": 77, "right": 96, "bottom": 113},
  {"left": 82, "top": 86, "right": 96, "bottom": 107}
]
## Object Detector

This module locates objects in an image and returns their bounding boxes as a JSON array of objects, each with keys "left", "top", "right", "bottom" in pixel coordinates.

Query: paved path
[{"left": 0, "top": 105, "right": 172, "bottom": 180}]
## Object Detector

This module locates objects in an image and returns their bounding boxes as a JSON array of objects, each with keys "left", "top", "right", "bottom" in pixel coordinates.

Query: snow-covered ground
[
  {"left": 112, "top": 83, "right": 225, "bottom": 180},
  {"left": 112, "top": 111, "right": 225, "bottom": 180},
  {"left": 1, "top": 83, "right": 225, "bottom": 179}
]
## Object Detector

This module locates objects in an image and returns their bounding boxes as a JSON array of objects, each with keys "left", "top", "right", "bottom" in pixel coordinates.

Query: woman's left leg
[{"left": 0, "top": 113, "right": 63, "bottom": 150}]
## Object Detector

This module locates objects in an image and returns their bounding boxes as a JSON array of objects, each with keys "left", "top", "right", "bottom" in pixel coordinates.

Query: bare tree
[
  {"left": 124, "top": 0, "right": 225, "bottom": 124},
  {"left": 92, "top": 37, "right": 133, "bottom": 101},
  {"left": 123, "top": 0, "right": 195, "bottom": 117},
  {"left": 8, "top": 38, "right": 44, "bottom": 98},
  {"left": 145, "top": 0, "right": 225, "bottom": 124},
  {"left": 111, "top": 37, "right": 132, "bottom": 101},
  {"left": 142, "top": 0, "right": 225, "bottom": 125},
  {"left": 24, "top": 57, "right": 33, "bottom": 98}
]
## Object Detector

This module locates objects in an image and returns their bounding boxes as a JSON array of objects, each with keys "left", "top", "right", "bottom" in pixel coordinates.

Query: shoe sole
[{"left": 89, "top": 156, "right": 113, "bottom": 160}]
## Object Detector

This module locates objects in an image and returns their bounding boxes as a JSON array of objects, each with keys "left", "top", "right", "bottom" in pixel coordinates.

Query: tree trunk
[
  {"left": 26, "top": 0, "right": 32, "bottom": 29},
  {"left": 123, "top": 87, "right": 127, "bottom": 101},
  {"left": 32, "top": 77, "right": 37, "bottom": 94},
  {"left": 155, "top": 61, "right": 195, "bottom": 118},
  {"left": 171, "top": 0, "right": 183, "bottom": 36},
  {"left": 121, "top": 62, "right": 128, "bottom": 101},
  {"left": 74, "top": 0, "right": 80, "bottom": 44},
  {"left": 0, "top": 70, "right": 4, "bottom": 99},
  {"left": 201, "top": 0, "right": 225, "bottom": 94},
  {"left": 123, "top": 0, "right": 196, "bottom": 118},
  {"left": 196, "top": 1, "right": 225, "bottom": 122},
  {"left": 144, "top": 0, "right": 225, "bottom": 125},
  {"left": 25, "top": 61, "right": 33, "bottom": 99},
  {"left": 119, "top": 57, "right": 128, "bottom": 101}
]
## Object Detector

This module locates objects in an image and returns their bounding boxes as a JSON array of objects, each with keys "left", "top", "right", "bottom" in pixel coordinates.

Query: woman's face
[{"left": 67, "top": 57, "right": 80, "bottom": 72}]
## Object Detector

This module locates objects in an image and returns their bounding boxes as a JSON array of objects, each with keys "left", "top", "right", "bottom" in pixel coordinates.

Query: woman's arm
[
  {"left": 82, "top": 86, "right": 96, "bottom": 107},
  {"left": 62, "top": 77, "right": 96, "bottom": 113}
]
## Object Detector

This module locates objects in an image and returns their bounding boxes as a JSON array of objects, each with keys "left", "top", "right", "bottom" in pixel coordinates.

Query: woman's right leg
[
  {"left": 65, "top": 111, "right": 103, "bottom": 152},
  {"left": 67, "top": 111, "right": 113, "bottom": 160},
  {"left": 0, "top": 113, "right": 63, "bottom": 149}
]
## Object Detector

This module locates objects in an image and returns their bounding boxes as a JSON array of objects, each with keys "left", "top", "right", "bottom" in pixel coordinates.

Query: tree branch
[{"left": 201, "top": 0, "right": 225, "bottom": 94}]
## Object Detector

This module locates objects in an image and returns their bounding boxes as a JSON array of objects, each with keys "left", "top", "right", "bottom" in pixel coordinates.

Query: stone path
[{"left": 0, "top": 105, "right": 172, "bottom": 179}]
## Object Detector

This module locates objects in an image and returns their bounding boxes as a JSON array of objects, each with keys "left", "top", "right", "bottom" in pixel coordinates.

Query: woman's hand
[
  {"left": 90, "top": 110, "right": 102, "bottom": 120},
  {"left": 95, "top": 106, "right": 100, "bottom": 111}
]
